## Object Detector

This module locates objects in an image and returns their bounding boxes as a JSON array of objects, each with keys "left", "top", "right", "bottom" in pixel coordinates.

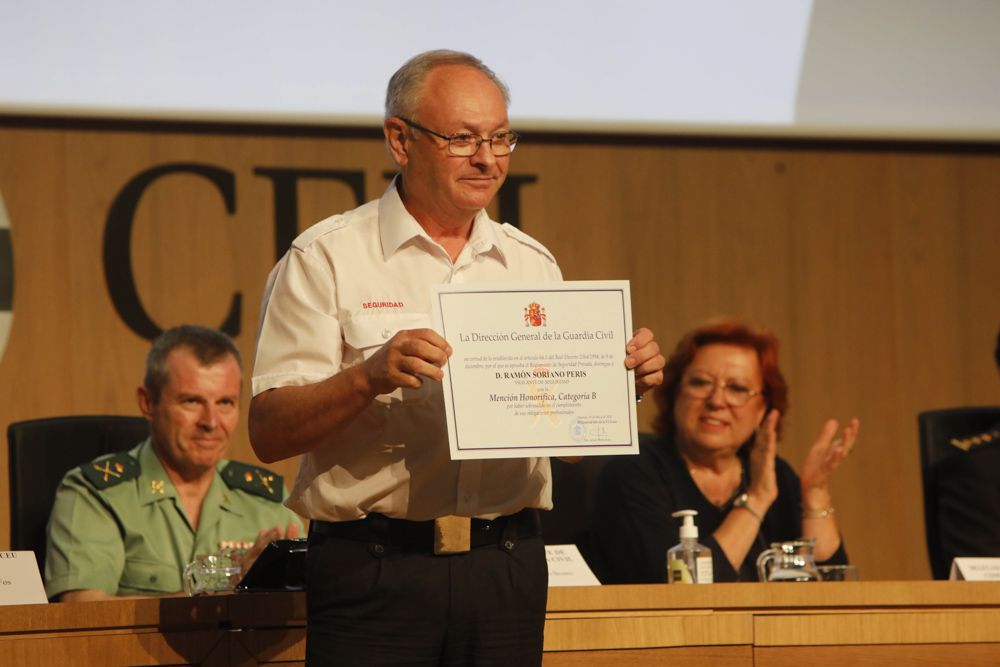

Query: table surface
[{"left": 3, "top": 581, "right": 1000, "bottom": 666}]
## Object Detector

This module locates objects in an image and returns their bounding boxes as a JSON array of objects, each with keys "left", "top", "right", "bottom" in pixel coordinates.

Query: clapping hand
[
  {"left": 800, "top": 418, "right": 860, "bottom": 491},
  {"left": 747, "top": 409, "right": 781, "bottom": 506}
]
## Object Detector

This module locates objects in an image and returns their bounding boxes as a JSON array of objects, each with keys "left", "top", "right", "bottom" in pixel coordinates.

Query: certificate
[{"left": 432, "top": 280, "right": 639, "bottom": 460}]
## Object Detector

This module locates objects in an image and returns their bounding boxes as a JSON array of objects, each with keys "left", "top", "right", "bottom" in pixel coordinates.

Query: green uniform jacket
[{"left": 44, "top": 439, "right": 305, "bottom": 599}]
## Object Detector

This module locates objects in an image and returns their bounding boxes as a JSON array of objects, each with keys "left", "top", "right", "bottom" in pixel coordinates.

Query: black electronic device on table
[{"left": 235, "top": 538, "right": 307, "bottom": 592}]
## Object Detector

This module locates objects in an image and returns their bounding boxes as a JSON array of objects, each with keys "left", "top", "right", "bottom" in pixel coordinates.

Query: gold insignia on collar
[{"left": 151, "top": 479, "right": 165, "bottom": 494}]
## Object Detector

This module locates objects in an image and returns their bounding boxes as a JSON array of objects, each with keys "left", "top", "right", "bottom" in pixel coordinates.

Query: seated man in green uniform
[{"left": 44, "top": 325, "right": 305, "bottom": 601}]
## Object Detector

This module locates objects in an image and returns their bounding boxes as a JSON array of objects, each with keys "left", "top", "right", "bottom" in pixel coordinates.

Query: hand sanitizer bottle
[{"left": 667, "top": 509, "right": 714, "bottom": 584}]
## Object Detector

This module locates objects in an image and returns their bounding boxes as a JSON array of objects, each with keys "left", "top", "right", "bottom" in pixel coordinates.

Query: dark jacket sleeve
[
  {"left": 589, "top": 454, "right": 674, "bottom": 584},
  {"left": 699, "top": 534, "right": 740, "bottom": 582},
  {"left": 935, "top": 445, "right": 1000, "bottom": 562}
]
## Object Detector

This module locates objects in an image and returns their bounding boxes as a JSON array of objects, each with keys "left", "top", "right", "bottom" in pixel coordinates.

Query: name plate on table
[
  {"left": 432, "top": 281, "right": 639, "bottom": 460},
  {"left": 0, "top": 551, "right": 48, "bottom": 605},
  {"left": 949, "top": 557, "right": 1000, "bottom": 581},
  {"left": 546, "top": 544, "right": 601, "bottom": 587}
]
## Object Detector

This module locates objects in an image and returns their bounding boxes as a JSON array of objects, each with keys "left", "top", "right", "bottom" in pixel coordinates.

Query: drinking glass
[{"left": 182, "top": 550, "right": 242, "bottom": 595}]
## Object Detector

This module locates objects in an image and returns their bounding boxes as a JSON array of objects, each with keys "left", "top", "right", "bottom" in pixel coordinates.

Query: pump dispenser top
[{"left": 673, "top": 509, "right": 699, "bottom": 540}]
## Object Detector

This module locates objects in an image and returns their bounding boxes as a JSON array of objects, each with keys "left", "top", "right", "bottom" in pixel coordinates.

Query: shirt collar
[
  {"left": 378, "top": 177, "right": 508, "bottom": 266},
  {"left": 136, "top": 438, "right": 177, "bottom": 506},
  {"left": 134, "top": 438, "right": 237, "bottom": 516}
]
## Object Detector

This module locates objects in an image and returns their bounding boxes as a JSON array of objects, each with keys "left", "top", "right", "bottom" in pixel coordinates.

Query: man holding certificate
[{"left": 249, "top": 49, "right": 665, "bottom": 666}]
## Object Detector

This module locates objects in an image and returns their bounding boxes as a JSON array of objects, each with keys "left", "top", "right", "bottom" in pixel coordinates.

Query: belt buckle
[{"left": 434, "top": 515, "right": 471, "bottom": 555}]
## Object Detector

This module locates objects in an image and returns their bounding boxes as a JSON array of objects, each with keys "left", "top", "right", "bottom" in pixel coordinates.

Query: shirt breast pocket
[
  {"left": 342, "top": 312, "right": 437, "bottom": 403},
  {"left": 119, "top": 559, "right": 181, "bottom": 594}
]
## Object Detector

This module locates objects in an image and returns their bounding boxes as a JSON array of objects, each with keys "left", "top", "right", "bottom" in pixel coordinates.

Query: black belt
[{"left": 310, "top": 508, "right": 541, "bottom": 554}]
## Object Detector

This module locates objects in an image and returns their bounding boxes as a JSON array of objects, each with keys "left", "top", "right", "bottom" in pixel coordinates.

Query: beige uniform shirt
[{"left": 252, "top": 181, "right": 562, "bottom": 521}]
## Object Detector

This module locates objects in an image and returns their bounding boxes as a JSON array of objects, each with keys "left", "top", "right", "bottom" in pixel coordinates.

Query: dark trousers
[{"left": 304, "top": 512, "right": 548, "bottom": 666}]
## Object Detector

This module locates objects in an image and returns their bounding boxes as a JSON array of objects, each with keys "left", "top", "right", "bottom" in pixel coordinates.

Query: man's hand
[
  {"left": 249, "top": 328, "right": 452, "bottom": 462},
  {"left": 625, "top": 328, "right": 665, "bottom": 396},
  {"left": 361, "top": 328, "right": 452, "bottom": 396},
  {"left": 236, "top": 522, "right": 302, "bottom": 578}
]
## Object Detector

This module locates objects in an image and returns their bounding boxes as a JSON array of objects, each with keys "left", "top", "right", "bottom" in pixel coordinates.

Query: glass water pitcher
[{"left": 756, "top": 538, "right": 821, "bottom": 582}]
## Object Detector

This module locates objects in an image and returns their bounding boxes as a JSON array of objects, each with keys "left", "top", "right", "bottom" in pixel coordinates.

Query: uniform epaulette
[
  {"left": 293, "top": 201, "right": 374, "bottom": 251},
  {"left": 221, "top": 461, "right": 284, "bottom": 502},
  {"left": 80, "top": 451, "right": 141, "bottom": 490},
  {"left": 499, "top": 223, "right": 557, "bottom": 264},
  {"left": 949, "top": 427, "right": 1000, "bottom": 452}
]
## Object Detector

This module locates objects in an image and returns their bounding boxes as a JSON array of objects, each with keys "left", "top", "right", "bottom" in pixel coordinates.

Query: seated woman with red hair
[{"left": 589, "top": 318, "right": 859, "bottom": 583}]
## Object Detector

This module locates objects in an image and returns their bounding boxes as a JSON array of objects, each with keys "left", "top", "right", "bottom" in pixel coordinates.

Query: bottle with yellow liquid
[{"left": 667, "top": 509, "right": 714, "bottom": 584}]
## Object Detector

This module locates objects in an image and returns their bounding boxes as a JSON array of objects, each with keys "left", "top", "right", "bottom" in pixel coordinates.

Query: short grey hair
[
  {"left": 144, "top": 325, "right": 242, "bottom": 403},
  {"left": 385, "top": 49, "right": 510, "bottom": 120}
]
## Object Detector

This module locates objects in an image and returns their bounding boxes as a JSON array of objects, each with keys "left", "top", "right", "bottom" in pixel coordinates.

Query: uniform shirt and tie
[{"left": 44, "top": 438, "right": 304, "bottom": 599}]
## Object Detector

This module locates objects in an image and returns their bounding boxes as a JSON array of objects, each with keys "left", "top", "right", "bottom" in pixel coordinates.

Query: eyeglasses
[
  {"left": 398, "top": 117, "right": 519, "bottom": 157},
  {"left": 681, "top": 373, "right": 763, "bottom": 407}
]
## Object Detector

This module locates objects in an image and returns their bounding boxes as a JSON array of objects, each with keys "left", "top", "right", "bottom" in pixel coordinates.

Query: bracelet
[
  {"left": 802, "top": 506, "right": 835, "bottom": 520},
  {"left": 734, "top": 504, "right": 763, "bottom": 523}
]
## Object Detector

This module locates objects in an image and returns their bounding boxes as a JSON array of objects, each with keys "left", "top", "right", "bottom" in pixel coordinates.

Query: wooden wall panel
[{"left": 0, "top": 119, "right": 997, "bottom": 584}]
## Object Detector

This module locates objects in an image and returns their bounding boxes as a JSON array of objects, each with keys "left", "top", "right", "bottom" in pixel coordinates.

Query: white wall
[{"left": 1, "top": 0, "right": 998, "bottom": 139}]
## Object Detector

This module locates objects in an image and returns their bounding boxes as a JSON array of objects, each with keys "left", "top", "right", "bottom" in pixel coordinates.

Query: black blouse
[{"left": 588, "top": 433, "right": 848, "bottom": 583}]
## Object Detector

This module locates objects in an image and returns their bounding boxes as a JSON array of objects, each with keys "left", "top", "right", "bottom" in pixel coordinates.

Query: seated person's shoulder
[
  {"left": 73, "top": 449, "right": 142, "bottom": 493},
  {"left": 940, "top": 423, "right": 1000, "bottom": 474},
  {"left": 218, "top": 460, "right": 305, "bottom": 534},
  {"left": 47, "top": 449, "right": 145, "bottom": 601},
  {"left": 219, "top": 460, "right": 287, "bottom": 503},
  {"left": 949, "top": 422, "right": 1000, "bottom": 453}
]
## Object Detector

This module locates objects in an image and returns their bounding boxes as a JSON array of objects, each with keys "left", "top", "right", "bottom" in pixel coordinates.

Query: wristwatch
[{"left": 733, "top": 493, "right": 763, "bottom": 523}]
